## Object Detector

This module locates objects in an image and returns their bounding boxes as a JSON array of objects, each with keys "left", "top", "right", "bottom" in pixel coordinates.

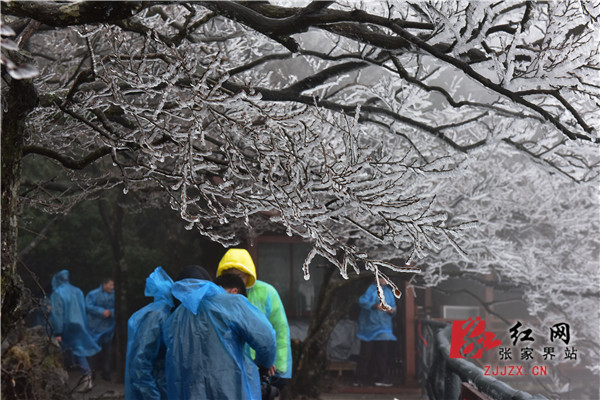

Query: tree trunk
[
  {"left": 286, "top": 269, "right": 371, "bottom": 399},
  {"left": 1, "top": 76, "right": 38, "bottom": 334},
  {"left": 0, "top": 72, "right": 71, "bottom": 400},
  {"left": 98, "top": 194, "right": 128, "bottom": 382}
]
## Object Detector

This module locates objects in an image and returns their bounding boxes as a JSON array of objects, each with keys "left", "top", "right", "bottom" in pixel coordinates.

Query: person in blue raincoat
[
  {"left": 163, "top": 266, "right": 277, "bottom": 400},
  {"left": 125, "top": 267, "right": 174, "bottom": 400},
  {"left": 50, "top": 270, "right": 100, "bottom": 391},
  {"left": 86, "top": 277, "right": 115, "bottom": 381},
  {"left": 353, "top": 280, "right": 397, "bottom": 387}
]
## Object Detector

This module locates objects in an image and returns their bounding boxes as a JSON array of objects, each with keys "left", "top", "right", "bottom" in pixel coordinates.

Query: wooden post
[
  {"left": 425, "top": 286, "right": 433, "bottom": 316},
  {"left": 404, "top": 282, "right": 417, "bottom": 386},
  {"left": 460, "top": 382, "right": 493, "bottom": 400},
  {"left": 484, "top": 274, "right": 495, "bottom": 364}
]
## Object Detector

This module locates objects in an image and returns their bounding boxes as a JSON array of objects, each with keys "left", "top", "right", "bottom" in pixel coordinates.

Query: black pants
[
  {"left": 92, "top": 341, "right": 112, "bottom": 377},
  {"left": 355, "top": 340, "right": 393, "bottom": 383}
]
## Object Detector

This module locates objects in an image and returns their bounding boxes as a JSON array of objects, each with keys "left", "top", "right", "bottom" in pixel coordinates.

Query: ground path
[{"left": 69, "top": 374, "right": 425, "bottom": 400}]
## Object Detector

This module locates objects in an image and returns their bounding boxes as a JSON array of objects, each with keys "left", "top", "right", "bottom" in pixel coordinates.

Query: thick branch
[
  {"left": 221, "top": 79, "right": 477, "bottom": 152},
  {"left": 2, "top": 1, "right": 147, "bottom": 26},
  {"left": 286, "top": 61, "right": 368, "bottom": 93},
  {"left": 515, "top": 89, "right": 594, "bottom": 133},
  {"left": 22, "top": 146, "right": 111, "bottom": 170},
  {"left": 204, "top": 2, "right": 595, "bottom": 142},
  {"left": 385, "top": 24, "right": 594, "bottom": 141},
  {"left": 501, "top": 138, "right": 584, "bottom": 183}
]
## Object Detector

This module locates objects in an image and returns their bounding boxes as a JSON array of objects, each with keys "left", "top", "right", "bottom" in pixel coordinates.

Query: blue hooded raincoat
[
  {"left": 125, "top": 267, "right": 174, "bottom": 400},
  {"left": 163, "top": 279, "right": 277, "bottom": 400},
  {"left": 357, "top": 283, "right": 398, "bottom": 342},
  {"left": 49, "top": 270, "right": 101, "bottom": 357},
  {"left": 86, "top": 282, "right": 116, "bottom": 345}
]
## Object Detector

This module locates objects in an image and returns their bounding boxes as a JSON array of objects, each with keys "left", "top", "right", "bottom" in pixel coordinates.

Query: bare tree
[{"left": 2, "top": 1, "right": 598, "bottom": 398}]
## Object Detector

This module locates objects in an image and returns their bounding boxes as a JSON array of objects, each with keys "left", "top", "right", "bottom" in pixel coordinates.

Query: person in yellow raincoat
[{"left": 217, "top": 248, "right": 292, "bottom": 390}]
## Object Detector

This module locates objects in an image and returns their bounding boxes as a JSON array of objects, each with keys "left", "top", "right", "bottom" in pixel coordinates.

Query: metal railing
[{"left": 416, "top": 319, "right": 548, "bottom": 400}]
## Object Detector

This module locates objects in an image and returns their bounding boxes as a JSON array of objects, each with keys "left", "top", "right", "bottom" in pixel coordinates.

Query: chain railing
[{"left": 416, "top": 319, "right": 548, "bottom": 400}]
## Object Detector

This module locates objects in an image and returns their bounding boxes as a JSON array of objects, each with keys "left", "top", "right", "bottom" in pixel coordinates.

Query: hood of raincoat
[
  {"left": 216, "top": 248, "right": 257, "bottom": 288},
  {"left": 171, "top": 279, "right": 226, "bottom": 315},
  {"left": 144, "top": 266, "right": 174, "bottom": 307},
  {"left": 52, "top": 270, "right": 70, "bottom": 290}
]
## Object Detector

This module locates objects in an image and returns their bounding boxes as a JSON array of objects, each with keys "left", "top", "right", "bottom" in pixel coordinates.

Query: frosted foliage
[
  {"left": 412, "top": 147, "right": 600, "bottom": 377},
  {"left": 23, "top": 9, "right": 460, "bottom": 280},
  {"left": 12, "top": 0, "right": 599, "bottom": 378}
]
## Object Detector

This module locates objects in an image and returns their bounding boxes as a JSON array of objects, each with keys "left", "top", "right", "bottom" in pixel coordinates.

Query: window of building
[{"left": 257, "top": 241, "right": 326, "bottom": 317}]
